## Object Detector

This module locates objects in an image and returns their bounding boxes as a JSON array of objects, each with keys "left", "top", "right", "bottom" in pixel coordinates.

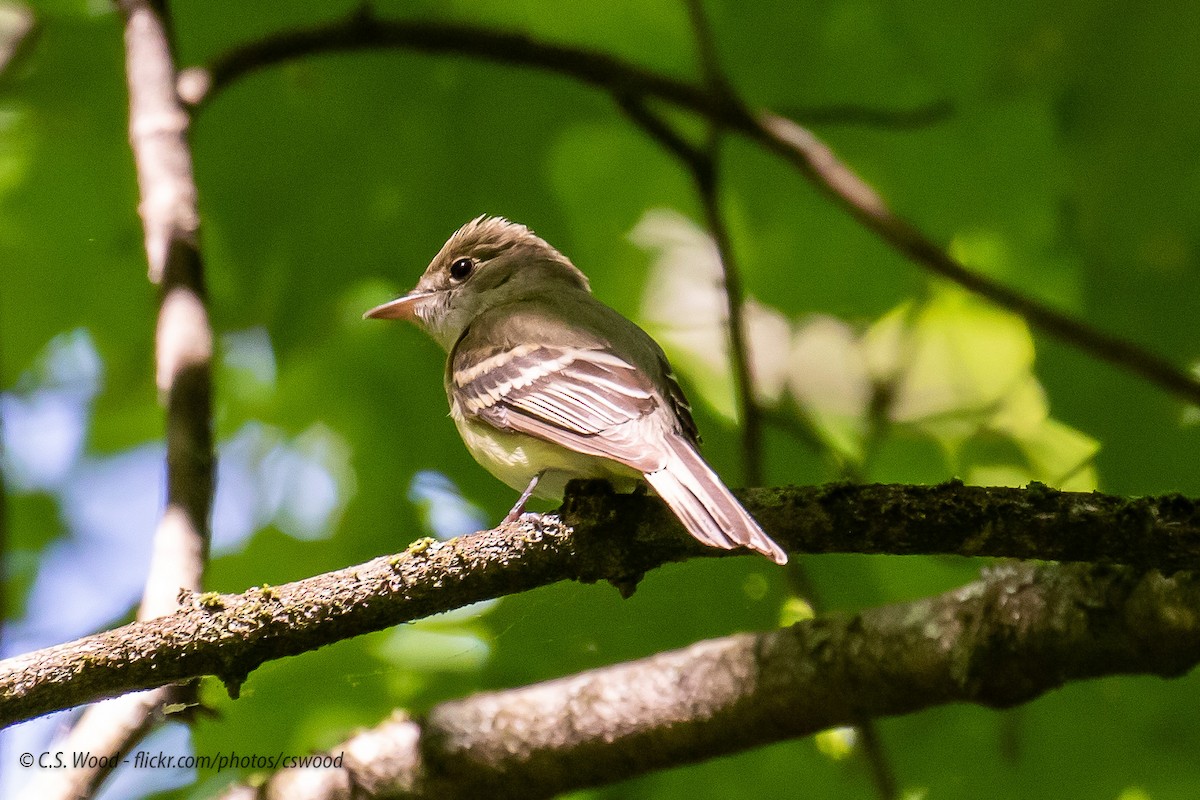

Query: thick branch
[
  {"left": 180, "top": 13, "right": 1200, "bottom": 409},
  {"left": 4, "top": 481, "right": 1200, "bottom": 729},
  {"left": 221, "top": 562, "right": 1200, "bottom": 800}
]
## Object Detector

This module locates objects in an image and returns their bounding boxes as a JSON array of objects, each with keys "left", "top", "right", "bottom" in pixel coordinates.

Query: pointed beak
[{"left": 363, "top": 291, "right": 432, "bottom": 322}]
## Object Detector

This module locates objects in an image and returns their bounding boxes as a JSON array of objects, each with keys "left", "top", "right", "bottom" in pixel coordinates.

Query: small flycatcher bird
[{"left": 365, "top": 216, "right": 787, "bottom": 564}]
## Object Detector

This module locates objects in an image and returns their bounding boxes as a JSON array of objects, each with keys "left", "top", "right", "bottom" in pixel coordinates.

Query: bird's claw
[{"left": 502, "top": 510, "right": 543, "bottom": 525}]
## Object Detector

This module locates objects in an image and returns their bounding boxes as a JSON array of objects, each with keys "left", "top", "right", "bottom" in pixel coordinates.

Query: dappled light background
[{"left": 3, "top": 0, "right": 1200, "bottom": 798}]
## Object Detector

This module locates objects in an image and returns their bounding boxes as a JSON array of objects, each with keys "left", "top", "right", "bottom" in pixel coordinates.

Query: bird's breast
[{"left": 449, "top": 404, "right": 640, "bottom": 499}]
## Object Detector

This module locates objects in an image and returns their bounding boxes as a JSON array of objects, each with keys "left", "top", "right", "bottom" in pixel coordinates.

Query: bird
[{"left": 364, "top": 216, "right": 787, "bottom": 564}]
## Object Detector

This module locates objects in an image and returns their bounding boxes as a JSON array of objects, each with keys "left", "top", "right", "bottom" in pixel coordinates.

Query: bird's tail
[{"left": 643, "top": 437, "right": 788, "bottom": 564}]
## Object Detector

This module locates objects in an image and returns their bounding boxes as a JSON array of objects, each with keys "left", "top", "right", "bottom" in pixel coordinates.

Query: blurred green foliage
[{"left": 4, "top": 0, "right": 1200, "bottom": 798}]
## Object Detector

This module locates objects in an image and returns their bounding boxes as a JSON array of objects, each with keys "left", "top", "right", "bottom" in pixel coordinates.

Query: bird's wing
[
  {"left": 661, "top": 364, "right": 700, "bottom": 445},
  {"left": 449, "top": 301, "right": 787, "bottom": 563},
  {"left": 451, "top": 339, "right": 670, "bottom": 473}
]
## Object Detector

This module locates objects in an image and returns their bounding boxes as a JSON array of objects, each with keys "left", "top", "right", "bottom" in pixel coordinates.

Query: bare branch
[
  {"left": 641, "top": 9, "right": 898, "bottom": 786},
  {"left": 180, "top": 11, "right": 716, "bottom": 112},
  {"left": 219, "top": 562, "right": 1200, "bottom": 800},
  {"left": 613, "top": 96, "right": 764, "bottom": 484},
  {"left": 747, "top": 110, "right": 1200, "bottom": 405},
  {"left": 120, "top": 0, "right": 213, "bottom": 650},
  {"left": 0, "top": 2, "right": 35, "bottom": 80},
  {"left": 614, "top": 95, "right": 705, "bottom": 171},
  {"left": 682, "top": 0, "right": 725, "bottom": 98},
  {"left": 180, "top": 13, "right": 1200, "bottom": 409},
  {"left": 679, "top": 0, "right": 763, "bottom": 487},
  {"left": 787, "top": 99, "right": 955, "bottom": 130},
  {"left": 20, "top": 2, "right": 215, "bottom": 798},
  {"left": 121, "top": 1, "right": 201, "bottom": 286},
  {"left": 696, "top": 162, "right": 764, "bottom": 486},
  {"left": 4, "top": 481, "right": 1200, "bottom": 729}
]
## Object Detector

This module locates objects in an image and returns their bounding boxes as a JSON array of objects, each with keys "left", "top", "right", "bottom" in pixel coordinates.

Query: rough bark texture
[
  {"left": 3, "top": 481, "right": 1200, "bottom": 728},
  {"left": 215, "top": 562, "right": 1200, "bottom": 800}
]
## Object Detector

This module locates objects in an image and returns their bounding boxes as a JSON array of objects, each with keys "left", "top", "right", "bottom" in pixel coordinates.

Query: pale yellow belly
[{"left": 452, "top": 411, "right": 641, "bottom": 499}]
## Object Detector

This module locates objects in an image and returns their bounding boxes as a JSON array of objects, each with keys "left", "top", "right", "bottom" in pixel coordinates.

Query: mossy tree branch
[
  {"left": 220, "top": 561, "right": 1200, "bottom": 799},
  {"left": 3, "top": 480, "right": 1200, "bottom": 729}
]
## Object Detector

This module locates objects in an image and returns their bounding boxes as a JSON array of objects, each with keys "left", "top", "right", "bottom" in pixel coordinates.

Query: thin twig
[
  {"left": 682, "top": 7, "right": 898, "bottom": 792},
  {"left": 747, "top": 111, "right": 1200, "bottom": 406},
  {"left": 622, "top": 81, "right": 902, "bottom": 797},
  {"left": 20, "top": 2, "right": 215, "bottom": 798},
  {"left": 182, "top": 13, "right": 1200, "bottom": 409},
  {"left": 614, "top": 97, "right": 764, "bottom": 485},
  {"left": 696, "top": 173, "right": 764, "bottom": 486},
  {"left": 679, "top": 0, "right": 762, "bottom": 484},
  {"left": 614, "top": 94, "right": 704, "bottom": 170},
  {"left": 682, "top": 0, "right": 724, "bottom": 96},
  {"left": 788, "top": 99, "right": 955, "bottom": 130},
  {"left": 181, "top": 11, "right": 718, "bottom": 113},
  {"left": 777, "top": 483, "right": 896, "bottom": 798}
]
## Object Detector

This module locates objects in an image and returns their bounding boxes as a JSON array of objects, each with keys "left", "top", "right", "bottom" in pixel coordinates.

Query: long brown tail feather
[{"left": 643, "top": 438, "right": 788, "bottom": 564}]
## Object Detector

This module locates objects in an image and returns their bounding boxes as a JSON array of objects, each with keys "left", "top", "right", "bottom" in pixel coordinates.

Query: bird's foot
[
  {"left": 502, "top": 509, "right": 544, "bottom": 525},
  {"left": 502, "top": 472, "right": 545, "bottom": 524}
]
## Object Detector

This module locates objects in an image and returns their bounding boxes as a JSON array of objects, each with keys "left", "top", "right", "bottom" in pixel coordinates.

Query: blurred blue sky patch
[
  {"left": 407, "top": 469, "right": 488, "bottom": 540},
  {"left": 1, "top": 327, "right": 357, "bottom": 799}
]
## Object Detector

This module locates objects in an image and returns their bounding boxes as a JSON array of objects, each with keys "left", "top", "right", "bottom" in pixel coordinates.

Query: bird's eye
[{"left": 449, "top": 257, "right": 474, "bottom": 281}]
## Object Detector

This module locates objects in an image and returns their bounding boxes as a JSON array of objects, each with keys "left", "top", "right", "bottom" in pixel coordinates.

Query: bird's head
[{"left": 365, "top": 216, "right": 590, "bottom": 350}]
